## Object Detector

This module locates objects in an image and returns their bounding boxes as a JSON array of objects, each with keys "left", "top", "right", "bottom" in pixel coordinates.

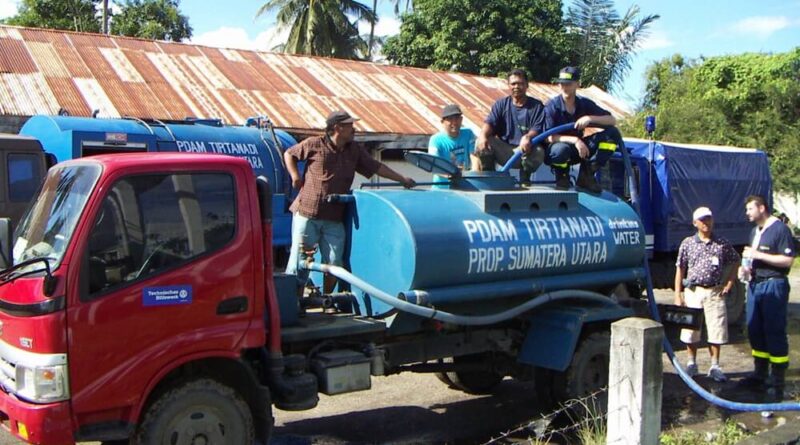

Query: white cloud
[
  {"left": 727, "top": 16, "right": 792, "bottom": 39},
  {"left": 638, "top": 29, "right": 673, "bottom": 51},
  {"left": 192, "top": 26, "right": 289, "bottom": 52},
  {"left": 0, "top": 0, "right": 18, "bottom": 19},
  {"left": 357, "top": 16, "right": 400, "bottom": 37}
]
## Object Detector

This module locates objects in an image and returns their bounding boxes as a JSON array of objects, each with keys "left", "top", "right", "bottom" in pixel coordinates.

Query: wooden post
[{"left": 606, "top": 317, "right": 664, "bottom": 445}]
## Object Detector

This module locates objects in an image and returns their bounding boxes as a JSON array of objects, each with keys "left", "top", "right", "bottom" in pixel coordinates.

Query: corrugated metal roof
[{"left": 0, "top": 25, "right": 632, "bottom": 135}]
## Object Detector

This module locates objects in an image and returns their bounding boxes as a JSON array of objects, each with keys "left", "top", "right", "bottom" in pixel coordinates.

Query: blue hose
[
  {"left": 499, "top": 123, "right": 577, "bottom": 173},
  {"left": 304, "top": 262, "right": 617, "bottom": 326}
]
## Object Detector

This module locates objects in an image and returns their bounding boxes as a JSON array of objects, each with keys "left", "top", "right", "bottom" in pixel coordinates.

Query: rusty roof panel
[
  {"left": 75, "top": 46, "right": 119, "bottom": 81},
  {"left": 99, "top": 48, "right": 145, "bottom": 83},
  {"left": 156, "top": 41, "right": 201, "bottom": 56},
  {"left": 23, "top": 42, "right": 69, "bottom": 78},
  {"left": 122, "top": 49, "right": 166, "bottom": 83},
  {"left": 97, "top": 77, "right": 146, "bottom": 117},
  {"left": 0, "top": 38, "right": 38, "bottom": 73},
  {"left": 0, "top": 73, "right": 59, "bottom": 116},
  {"left": 73, "top": 77, "right": 118, "bottom": 117},
  {"left": 55, "top": 43, "right": 93, "bottom": 78},
  {"left": 19, "top": 28, "right": 68, "bottom": 45},
  {"left": 46, "top": 77, "right": 91, "bottom": 116},
  {"left": 147, "top": 82, "right": 191, "bottom": 120},
  {"left": 113, "top": 37, "right": 159, "bottom": 52},
  {"left": 123, "top": 82, "right": 167, "bottom": 118},
  {"left": 67, "top": 33, "right": 115, "bottom": 48},
  {"left": 0, "top": 24, "right": 631, "bottom": 134}
]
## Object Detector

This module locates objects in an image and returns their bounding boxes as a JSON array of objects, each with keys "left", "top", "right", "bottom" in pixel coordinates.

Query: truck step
[{"left": 281, "top": 313, "right": 386, "bottom": 343}]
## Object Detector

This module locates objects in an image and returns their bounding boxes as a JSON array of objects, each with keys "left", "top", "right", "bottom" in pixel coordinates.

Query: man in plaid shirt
[{"left": 284, "top": 110, "right": 416, "bottom": 295}]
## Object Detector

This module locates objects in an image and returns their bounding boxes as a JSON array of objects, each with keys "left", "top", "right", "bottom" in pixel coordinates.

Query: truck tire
[
  {"left": 550, "top": 332, "right": 611, "bottom": 415},
  {"left": 440, "top": 353, "right": 505, "bottom": 394},
  {"left": 134, "top": 379, "right": 255, "bottom": 445},
  {"left": 726, "top": 281, "right": 746, "bottom": 326}
]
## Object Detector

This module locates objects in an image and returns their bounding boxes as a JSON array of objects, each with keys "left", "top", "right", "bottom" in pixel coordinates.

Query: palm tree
[
  {"left": 565, "top": 0, "right": 659, "bottom": 92},
  {"left": 257, "top": 0, "right": 376, "bottom": 59},
  {"left": 366, "top": 0, "right": 411, "bottom": 59}
]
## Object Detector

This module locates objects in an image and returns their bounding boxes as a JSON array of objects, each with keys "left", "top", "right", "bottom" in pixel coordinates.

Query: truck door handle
[{"left": 216, "top": 296, "right": 249, "bottom": 315}]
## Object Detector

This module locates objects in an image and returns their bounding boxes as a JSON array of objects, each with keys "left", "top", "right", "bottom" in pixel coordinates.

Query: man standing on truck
[
  {"left": 543, "top": 66, "right": 622, "bottom": 193},
  {"left": 674, "top": 206, "right": 739, "bottom": 382},
  {"left": 428, "top": 104, "right": 479, "bottom": 188},
  {"left": 738, "top": 195, "right": 795, "bottom": 402},
  {"left": 474, "top": 69, "right": 546, "bottom": 185},
  {"left": 284, "top": 110, "right": 416, "bottom": 295}
]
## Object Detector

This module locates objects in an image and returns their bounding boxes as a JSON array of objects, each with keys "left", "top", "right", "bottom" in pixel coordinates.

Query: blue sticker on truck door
[{"left": 143, "top": 286, "right": 192, "bottom": 307}]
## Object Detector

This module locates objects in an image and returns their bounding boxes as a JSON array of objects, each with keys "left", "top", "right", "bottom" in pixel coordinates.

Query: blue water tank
[
  {"left": 347, "top": 188, "right": 645, "bottom": 315},
  {"left": 20, "top": 115, "right": 297, "bottom": 247}
]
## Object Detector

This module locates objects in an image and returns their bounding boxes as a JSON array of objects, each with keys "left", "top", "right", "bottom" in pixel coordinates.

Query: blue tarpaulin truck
[{"left": 603, "top": 138, "right": 772, "bottom": 322}]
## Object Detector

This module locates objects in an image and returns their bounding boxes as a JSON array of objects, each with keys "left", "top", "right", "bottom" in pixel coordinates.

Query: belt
[{"left": 753, "top": 276, "right": 787, "bottom": 283}]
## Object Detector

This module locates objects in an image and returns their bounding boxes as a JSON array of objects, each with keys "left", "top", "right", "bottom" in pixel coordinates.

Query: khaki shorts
[{"left": 680, "top": 286, "right": 728, "bottom": 345}]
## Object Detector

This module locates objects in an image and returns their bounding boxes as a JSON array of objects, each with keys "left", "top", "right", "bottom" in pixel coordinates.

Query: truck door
[
  {"left": 2, "top": 151, "right": 46, "bottom": 229},
  {"left": 66, "top": 170, "right": 258, "bottom": 420}
]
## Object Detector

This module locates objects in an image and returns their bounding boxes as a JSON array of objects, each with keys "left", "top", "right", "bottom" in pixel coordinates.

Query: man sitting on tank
[
  {"left": 543, "top": 66, "right": 623, "bottom": 193},
  {"left": 428, "top": 104, "right": 479, "bottom": 189},
  {"left": 283, "top": 110, "right": 416, "bottom": 296},
  {"left": 474, "top": 69, "right": 546, "bottom": 185}
]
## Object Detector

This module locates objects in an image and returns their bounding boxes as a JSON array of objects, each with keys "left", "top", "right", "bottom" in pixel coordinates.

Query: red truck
[{"left": 0, "top": 153, "right": 641, "bottom": 444}]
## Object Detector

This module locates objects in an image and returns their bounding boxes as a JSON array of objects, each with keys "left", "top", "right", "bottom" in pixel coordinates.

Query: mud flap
[{"left": 518, "top": 304, "right": 633, "bottom": 372}]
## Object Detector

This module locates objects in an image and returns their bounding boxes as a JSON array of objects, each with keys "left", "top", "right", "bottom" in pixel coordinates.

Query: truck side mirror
[{"left": 0, "top": 218, "right": 11, "bottom": 269}]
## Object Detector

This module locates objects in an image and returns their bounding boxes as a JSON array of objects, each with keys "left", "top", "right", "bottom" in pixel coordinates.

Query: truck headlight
[{"left": 15, "top": 364, "right": 69, "bottom": 403}]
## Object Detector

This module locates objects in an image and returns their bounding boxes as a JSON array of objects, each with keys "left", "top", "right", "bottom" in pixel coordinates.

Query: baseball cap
[
  {"left": 326, "top": 110, "right": 359, "bottom": 128},
  {"left": 693, "top": 207, "right": 713, "bottom": 221},
  {"left": 554, "top": 66, "right": 581, "bottom": 84},
  {"left": 441, "top": 104, "right": 463, "bottom": 119}
]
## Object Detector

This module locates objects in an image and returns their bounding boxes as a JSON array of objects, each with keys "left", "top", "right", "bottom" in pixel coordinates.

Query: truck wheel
[
  {"left": 135, "top": 379, "right": 254, "bottom": 445},
  {"left": 726, "top": 281, "right": 746, "bottom": 326},
  {"left": 442, "top": 353, "right": 504, "bottom": 394},
  {"left": 551, "top": 332, "right": 610, "bottom": 414}
]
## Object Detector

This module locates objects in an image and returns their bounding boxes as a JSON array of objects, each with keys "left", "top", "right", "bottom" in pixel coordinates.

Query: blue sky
[{"left": 0, "top": 0, "right": 798, "bottom": 107}]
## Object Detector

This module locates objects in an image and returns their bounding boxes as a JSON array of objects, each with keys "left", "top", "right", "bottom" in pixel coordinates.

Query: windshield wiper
[{"left": 0, "top": 257, "right": 58, "bottom": 296}]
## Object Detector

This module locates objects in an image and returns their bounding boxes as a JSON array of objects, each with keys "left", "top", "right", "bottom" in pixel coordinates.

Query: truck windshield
[{"left": 12, "top": 164, "right": 101, "bottom": 272}]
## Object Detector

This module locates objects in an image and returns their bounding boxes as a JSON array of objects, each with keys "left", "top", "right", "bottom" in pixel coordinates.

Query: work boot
[
  {"left": 767, "top": 364, "right": 787, "bottom": 402},
  {"left": 554, "top": 170, "right": 570, "bottom": 190},
  {"left": 576, "top": 162, "right": 601, "bottom": 193},
  {"left": 738, "top": 357, "right": 769, "bottom": 389}
]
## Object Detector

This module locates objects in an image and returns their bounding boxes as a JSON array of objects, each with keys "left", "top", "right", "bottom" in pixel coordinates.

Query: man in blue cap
[{"left": 544, "top": 66, "right": 623, "bottom": 193}]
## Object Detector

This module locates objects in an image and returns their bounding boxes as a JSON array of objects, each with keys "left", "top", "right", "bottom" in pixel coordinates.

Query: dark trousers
[
  {"left": 746, "top": 277, "right": 790, "bottom": 364},
  {"left": 546, "top": 126, "right": 623, "bottom": 172}
]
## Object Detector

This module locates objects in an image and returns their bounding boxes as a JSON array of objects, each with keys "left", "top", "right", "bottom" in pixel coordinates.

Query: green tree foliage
[
  {"left": 2, "top": 0, "right": 101, "bottom": 33},
  {"left": 111, "top": 0, "right": 192, "bottom": 41},
  {"left": 564, "top": 0, "right": 659, "bottom": 91},
  {"left": 620, "top": 48, "right": 800, "bottom": 192},
  {"left": 382, "top": 0, "right": 568, "bottom": 81},
  {"left": 257, "top": 0, "right": 376, "bottom": 59}
]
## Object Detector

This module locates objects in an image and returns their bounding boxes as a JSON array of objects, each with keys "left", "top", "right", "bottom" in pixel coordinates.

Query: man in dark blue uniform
[
  {"left": 544, "top": 66, "right": 623, "bottom": 192},
  {"left": 738, "top": 195, "right": 795, "bottom": 402},
  {"left": 475, "top": 69, "right": 546, "bottom": 185}
]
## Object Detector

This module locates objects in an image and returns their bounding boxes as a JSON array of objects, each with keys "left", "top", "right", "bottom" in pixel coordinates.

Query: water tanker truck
[{"left": 0, "top": 140, "right": 644, "bottom": 444}]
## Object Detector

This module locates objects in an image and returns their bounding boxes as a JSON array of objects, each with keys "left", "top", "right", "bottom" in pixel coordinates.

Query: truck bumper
[{"left": 0, "top": 391, "right": 73, "bottom": 445}]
